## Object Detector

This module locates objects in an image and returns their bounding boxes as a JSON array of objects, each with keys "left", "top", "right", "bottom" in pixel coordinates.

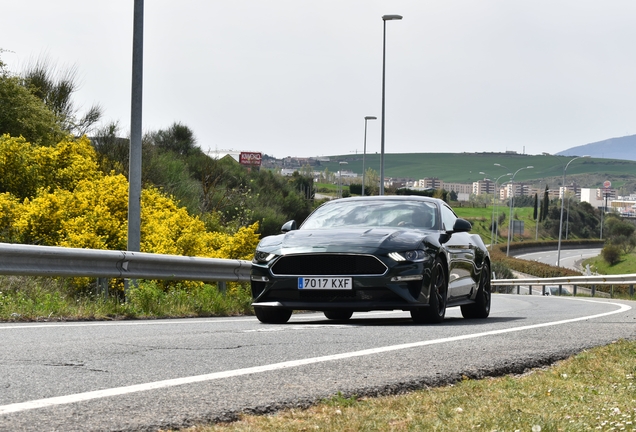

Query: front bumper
[{"left": 251, "top": 260, "right": 433, "bottom": 312}]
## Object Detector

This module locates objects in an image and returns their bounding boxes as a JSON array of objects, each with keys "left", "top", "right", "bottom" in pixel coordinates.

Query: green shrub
[{"left": 601, "top": 245, "right": 621, "bottom": 266}]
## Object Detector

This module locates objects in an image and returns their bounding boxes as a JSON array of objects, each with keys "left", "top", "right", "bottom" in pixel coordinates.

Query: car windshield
[{"left": 301, "top": 200, "right": 439, "bottom": 230}]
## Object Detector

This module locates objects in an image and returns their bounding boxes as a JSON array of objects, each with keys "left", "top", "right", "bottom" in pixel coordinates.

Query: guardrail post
[
  {"left": 97, "top": 278, "right": 109, "bottom": 299},
  {"left": 611, "top": 285, "right": 613, "bottom": 298},
  {"left": 529, "top": 285, "right": 532, "bottom": 295},
  {"left": 630, "top": 284, "right": 634, "bottom": 298},
  {"left": 542, "top": 285, "right": 546, "bottom": 295},
  {"left": 573, "top": 284, "right": 577, "bottom": 296},
  {"left": 591, "top": 284, "right": 595, "bottom": 297},
  {"left": 558, "top": 284, "right": 562, "bottom": 296},
  {"left": 218, "top": 281, "right": 227, "bottom": 294},
  {"left": 516, "top": 285, "right": 520, "bottom": 295}
]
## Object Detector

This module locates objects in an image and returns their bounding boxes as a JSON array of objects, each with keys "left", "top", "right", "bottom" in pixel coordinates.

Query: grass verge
[
  {"left": 173, "top": 339, "right": 636, "bottom": 432},
  {"left": 0, "top": 276, "right": 253, "bottom": 321}
]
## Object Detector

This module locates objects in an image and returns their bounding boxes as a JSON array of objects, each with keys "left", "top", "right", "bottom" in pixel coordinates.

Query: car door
[{"left": 440, "top": 204, "right": 476, "bottom": 299}]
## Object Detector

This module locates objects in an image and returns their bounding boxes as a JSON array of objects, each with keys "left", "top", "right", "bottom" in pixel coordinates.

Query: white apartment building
[{"left": 580, "top": 188, "right": 616, "bottom": 208}]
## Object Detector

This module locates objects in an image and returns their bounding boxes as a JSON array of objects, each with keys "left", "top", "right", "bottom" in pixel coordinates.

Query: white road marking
[
  {"left": 0, "top": 311, "right": 403, "bottom": 330},
  {"left": 0, "top": 318, "right": 252, "bottom": 330},
  {"left": 0, "top": 299, "right": 630, "bottom": 415}
]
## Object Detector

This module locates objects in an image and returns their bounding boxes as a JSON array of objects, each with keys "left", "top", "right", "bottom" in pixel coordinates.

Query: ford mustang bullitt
[{"left": 250, "top": 196, "right": 491, "bottom": 324}]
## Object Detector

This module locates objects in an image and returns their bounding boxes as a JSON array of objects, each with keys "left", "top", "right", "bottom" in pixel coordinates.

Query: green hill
[{"left": 319, "top": 152, "right": 636, "bottom": 190}]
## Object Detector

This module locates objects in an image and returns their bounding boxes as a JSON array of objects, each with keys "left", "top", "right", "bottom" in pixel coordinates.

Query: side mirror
[
  {"left": 440, "top": 218, "right": 471, "bottom": 244},
  {"left": 281, "top": 220, "right": 297, "bottom": 233},
  {"left": 452, "top": 218, "right": 472, "bottom": 233}
]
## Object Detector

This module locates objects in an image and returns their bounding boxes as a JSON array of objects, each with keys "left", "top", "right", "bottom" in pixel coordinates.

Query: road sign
[
  {"left": 603, "top": 180, "right": 611, "bottom": 188},
  {"left": 240, "top": 152, "right": 262, "bottom": 166}
]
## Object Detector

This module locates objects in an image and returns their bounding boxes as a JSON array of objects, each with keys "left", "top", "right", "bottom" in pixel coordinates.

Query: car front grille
[{"left": 271, "top": 254, "right": 387, "bottom": 276}]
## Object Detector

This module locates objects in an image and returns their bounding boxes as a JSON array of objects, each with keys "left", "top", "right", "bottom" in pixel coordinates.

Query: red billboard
[{"left": 240, "top": 152, "right": 262, "bottom": 166}]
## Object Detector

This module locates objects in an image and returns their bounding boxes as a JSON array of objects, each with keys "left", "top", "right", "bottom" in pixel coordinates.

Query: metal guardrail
[
  {"left": 492, "top": 274, "right": 636, "bottom": 297},
  {"left": 0, "top": 243, "right": 252, "bottom": 282},
  {"left": 1, "top": 242, "right": 634, "bottom": 297},
  {"left": 493, "top": 274, "right": 636, "bottom": 286}
]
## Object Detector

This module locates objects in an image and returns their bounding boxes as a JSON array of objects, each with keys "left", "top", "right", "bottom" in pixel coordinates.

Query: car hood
[{"left": 257, "top": 228, "right": 434, "bottom": 255}]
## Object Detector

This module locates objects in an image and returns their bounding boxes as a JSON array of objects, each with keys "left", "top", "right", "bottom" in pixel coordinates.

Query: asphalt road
[
  {"left": 1, "top": 295, "right": 635, "bottom": 431},
  {"left": 515, "top": 247, "right": 603, "bottom": 271}
]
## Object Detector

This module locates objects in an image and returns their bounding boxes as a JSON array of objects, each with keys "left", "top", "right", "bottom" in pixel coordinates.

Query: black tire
[
  {"left": 324, "top": 310, "right": 354, "bottom": 320},
  {"left": 461, "top": 262, "right": 491, "bottom": 319},
  {"left": 254, "top": 307, "right": 292, "bottom": 324},
  {"left": 411, "top": 257, "right": 447, "bottom": 324}
]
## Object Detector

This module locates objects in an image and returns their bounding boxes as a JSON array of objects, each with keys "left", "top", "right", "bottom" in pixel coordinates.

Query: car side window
[{"left": 440, "top": 204, "right": 457, "bottom": 231}]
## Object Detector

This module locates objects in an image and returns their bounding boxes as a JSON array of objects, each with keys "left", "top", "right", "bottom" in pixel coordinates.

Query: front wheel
[
  {"left": 461, "top": 262, "right": 491, "bottom": 319},
  {"left": 411, "top": 257, "right": 447, "bottom": 324},
  {"left": 324, "top": 310, "right": 353, "bottom": 320},
  {"left": 254, "top": 307, "right": 292, "bottom": 324}
]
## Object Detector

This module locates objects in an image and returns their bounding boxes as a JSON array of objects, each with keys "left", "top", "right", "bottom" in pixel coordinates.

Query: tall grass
[{"left": 0, "top": 276, "right": 253, "bottom": 321}]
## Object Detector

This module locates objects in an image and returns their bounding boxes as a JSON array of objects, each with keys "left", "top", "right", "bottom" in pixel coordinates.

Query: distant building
[
  {"left": 472, "top": 179, "right": 494, "bottom": 195},
  {"left": 417, "top": 177, "right": 443, "bottom": 190},
  {"left": 558, "top": 183, "right": 581, "bottom": 199},
  {"left": 500, "top": 183, "right": 530, "bottom": 199},
  {"left": 580, "top": 188, "right": 616, "bottom": 208},
  {"left": 444, "top": 182, "right": 473, "bottom": 195},
  {"left": 338, "top": 170, "right": 358, "bottom": 178},
  {"left": 207, "top": 149, "right": 241, "bottom": 162}
]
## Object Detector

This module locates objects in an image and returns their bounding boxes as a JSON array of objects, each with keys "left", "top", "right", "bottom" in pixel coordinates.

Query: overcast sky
[{"left": 4, "top": 1, "right": 636, "bottom": 159}]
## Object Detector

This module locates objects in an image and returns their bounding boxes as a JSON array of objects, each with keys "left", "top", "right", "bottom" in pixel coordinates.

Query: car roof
[{"left": 327, "top": 196, "right": 444, "bottom": 205}]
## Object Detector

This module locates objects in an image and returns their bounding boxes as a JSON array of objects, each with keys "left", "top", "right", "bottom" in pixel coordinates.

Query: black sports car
[{"left": 250, "top": 196, "right": 491, "bottom": 324}]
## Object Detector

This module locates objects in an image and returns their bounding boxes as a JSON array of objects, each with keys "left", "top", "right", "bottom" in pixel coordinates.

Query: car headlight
[
  {"left": 253, "top": 251, "right": 277, "bottom": 264},
  {"left": 388, "top": 250, "right": 429, "bottom": 263}
]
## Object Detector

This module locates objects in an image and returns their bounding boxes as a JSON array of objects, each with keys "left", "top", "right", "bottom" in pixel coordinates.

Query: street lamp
[
  {"left": 362, "top": 116, "right": 377, "bottom": 196},
  {"left": 491, "top": 172, "right": 512, "bottom": 248},
  {"left": 504, "top": 165, "right": 533, "bottom": 256},
  {"left": 338, "top": 161, "right": 348, "bottom": 198},
  {"left": 379, "top": 14, "right": 402, "bottom": 196},
  {"left": 556, "top": 155, "right": 590, "bottom": 266}
]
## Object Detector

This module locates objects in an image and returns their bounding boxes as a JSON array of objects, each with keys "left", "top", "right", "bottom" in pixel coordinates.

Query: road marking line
[
  {"left": 0, "top": 311, "right": 402, "bottom": 330},
  {"left": 0, "top": 299, "right": 630, "bottom": 415},
  {"left": 0, "top": 318, "right": 252, "bottom": 330}
]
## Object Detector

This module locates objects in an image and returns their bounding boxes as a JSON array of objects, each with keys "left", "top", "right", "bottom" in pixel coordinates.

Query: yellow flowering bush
[
  {"left": 0, "top": 134, "right": 98, "bottom": 199},
  {"left": 0, "top": 135, "right": 40, "bottom": 199},
  {"left": 1, "top": 134, "right": 261, "bottom": 294},
  {"left": 0, "top": 192, "right": 20, "bottom": 242},
  {"left": 33, "top": 135, "right": 99, "bottom": 192}
]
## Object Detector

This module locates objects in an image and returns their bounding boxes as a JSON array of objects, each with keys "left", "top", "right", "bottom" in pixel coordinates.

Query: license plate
[{"left": 298, "top": 277, "right": 353, "bottom": 290}]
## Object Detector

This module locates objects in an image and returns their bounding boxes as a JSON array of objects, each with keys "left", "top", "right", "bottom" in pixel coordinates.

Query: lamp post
[
  {"left": 502, "top": 166, "right": 533, "bottom": 256},
  {"left": 338, "top": 161, "right": 348, "bottom": 198},
  {"left": 556, "top": 155, "right": 590, "bottom": 266},
  {"left": 362, "top": 116, "right": 377, "bottom": 196},
  {"left": 536, "top": 188, "right": 540, "bottom": 241},
  {"left": 379, "top": 14, "right": 402, "bottom": 196},
  {"left": 536, "top": 186, "right": 546, "bottom": 241},
  {"left": 491, "top": 172, "right": 512, "bottom": 248}
]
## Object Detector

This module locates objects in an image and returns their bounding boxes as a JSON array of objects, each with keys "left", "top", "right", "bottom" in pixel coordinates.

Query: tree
[
  {"left": 363, "top": 168, "right": 379, "bottom": 195},
  {"left": 541, "top": 185, "right": 550, "bottom": 221},
  {"left": 606, "top": 217, "right": 636, "bottom": 238},
  {"left": 20, "top": 57, "right": 103, "bottom": 136},
  {"left": 91, "top": 121, "right": 129, "bottom": 175},
  {"left": 146, "top": 122, "right": 199, "bottom": 156},
  {"left": 289, "top": 171, "right": 314, "bottom": 200},
  {"left": 468, "top": 193, "right": 490, "bottom": 207},
  {"left": 0, "top": 74, "right": 63, "bottom": 146}
]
